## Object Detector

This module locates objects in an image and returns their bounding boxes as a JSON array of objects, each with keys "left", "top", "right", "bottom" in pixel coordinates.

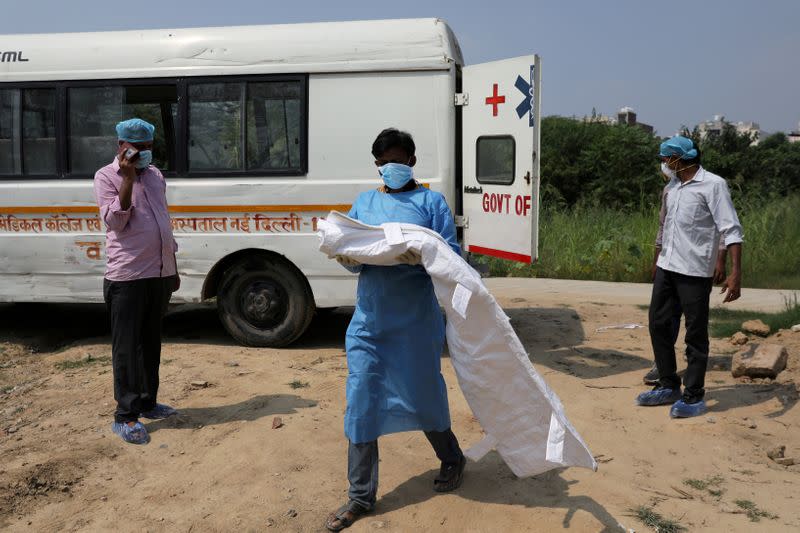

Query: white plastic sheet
[{"left": 318, "top": 212, "right": 597, "bottom": 476}]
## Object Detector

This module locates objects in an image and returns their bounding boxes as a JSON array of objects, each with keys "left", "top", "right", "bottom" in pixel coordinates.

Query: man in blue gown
[{"left": 326, "top": 129, "right": 465, "bottom": 531}]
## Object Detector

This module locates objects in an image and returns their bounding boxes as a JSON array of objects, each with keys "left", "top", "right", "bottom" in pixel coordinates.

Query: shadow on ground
[
  {"left": 146, "top": 393, "right": 317, "bottom": 433},
  {"left": 377, "top": 452, "right": 621, "bottom": 531},
  {"left": 0, "top": 302, "right": 354, "bottom": 352},
  {"left": 507, "top": 307, "right": 654, "bottom": 379},
  {"left": 707, "top": 382, "right": 799, "bottom": 417}
]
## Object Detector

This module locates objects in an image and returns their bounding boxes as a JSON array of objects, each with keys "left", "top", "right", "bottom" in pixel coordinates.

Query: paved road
[{"left": 485, "top": 277, "right": 799, "bottom": 312}]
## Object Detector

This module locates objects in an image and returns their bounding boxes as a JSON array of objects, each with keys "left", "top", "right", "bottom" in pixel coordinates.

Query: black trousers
[
  {"left": 649, "top": 268, "right": 712, "bottom": 403},
  {"left": 103, "top": 276, "right": 174, "bottom": 423},
  {"left": 347, "top": 428, "right": 463, "bottom": 509}
]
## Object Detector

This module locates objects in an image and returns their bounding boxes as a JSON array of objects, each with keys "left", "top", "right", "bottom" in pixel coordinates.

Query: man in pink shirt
[{"left": 94, "top": 118, "right": 180, "bottom": 445}]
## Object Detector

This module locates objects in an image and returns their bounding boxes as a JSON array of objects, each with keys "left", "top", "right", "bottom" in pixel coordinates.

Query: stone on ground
[
  {"left": 731, "top": 343, "right": 788, "bottom": 379},
  {"left": 730, "top": 332, "right": 749, "bottom": 345},
  {"left": 741, "top": 319, "right": 771, "bottom": 337}
]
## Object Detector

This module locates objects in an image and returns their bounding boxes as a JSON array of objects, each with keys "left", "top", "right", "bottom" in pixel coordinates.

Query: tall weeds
[{"left": 478, "top": 194, "right": 800, "bottom": 289}]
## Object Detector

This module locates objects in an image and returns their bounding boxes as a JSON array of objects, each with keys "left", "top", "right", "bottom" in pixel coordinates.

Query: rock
[
  {"left": 767, "top": 445, "right": 785, "bottom": 460},
  {"left": 190, "top": 380, "right": 209, "bottom": 388},
  {"left": 224, "top": 361, "right": 239, "bottom": 367},
  {"left": 285, "top": 509, "right": 297, "bottom": 518},
  {"left": 791, "top": 324, "right": 800, "bottom": 333},
  {"left": 370, "top": 521, "right": 387, "bottom": 529},
  {"left": 731, "top": 344, "right": 788, "bottom": 379},
  {"left": 748, "top": 421, "right": 758, "bottom": 429},
  {"left": 774, "top": 457, "right": 796, "bottom": 466},
  {"left": 730, "top": 332, "right": 749, "bottom": 345},
  {"left": 741, "top": 319, "right": 770, "bottom": 337},
  {"left": 706, "top": 417, "right": 717, "bottom": 424},
  {"left": 266, "top": 518, "right": 275, "bottom": 527},
  {"left": 272, "top": 417, "right": 283, "bottom": 429}
]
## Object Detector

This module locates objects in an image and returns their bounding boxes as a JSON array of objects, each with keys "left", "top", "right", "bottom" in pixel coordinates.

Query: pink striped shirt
[{"left": 93, "top": 159, "right": 177, "bottom": 281}]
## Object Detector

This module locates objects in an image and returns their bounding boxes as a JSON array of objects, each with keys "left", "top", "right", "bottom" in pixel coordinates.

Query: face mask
[
  {"left": 379, "top": 162, "right": 414, "bottom": 190},
  {"left": 135, "top": 150, "right": 153, "bottom": 169},
  {"left": 660, "top": 162, "right": 678, "bottom": 181}
]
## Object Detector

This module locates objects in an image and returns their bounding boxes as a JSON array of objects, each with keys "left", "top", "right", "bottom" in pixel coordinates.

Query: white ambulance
[{"left": 0, "top": 18, "right": 540, "bottom": 346}]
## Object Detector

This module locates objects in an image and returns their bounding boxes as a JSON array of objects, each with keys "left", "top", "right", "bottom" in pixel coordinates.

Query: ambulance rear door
[{"left": 459, "top": 55, "right": 540, "bottom": 263}]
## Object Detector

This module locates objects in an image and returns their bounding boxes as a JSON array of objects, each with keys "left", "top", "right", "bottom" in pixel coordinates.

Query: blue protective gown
[{"left": 344, "top": 186, "right": 461, "bottom": 444}]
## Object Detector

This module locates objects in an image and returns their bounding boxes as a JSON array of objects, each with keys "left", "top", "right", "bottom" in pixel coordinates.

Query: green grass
[
  {"left": 709, "top": 295, "right": 800, "bottom": 338},
  {"left": 734, "top": 499, "right": 778, "bottom": 522},
  {"left": 54, "top": 355, "right": 111, "bottom": 370},
  {"left": 477, "top": 194, "right": 800, "bottom": 289},
  {"left": 288, "top": 380, "right": 309, "bottom": 389},
  {"left": 630, "top": 505, "right": 687, "bottom": 533},
  {"left": 683, "top": 475, "right": 726, "bottom": 498}
]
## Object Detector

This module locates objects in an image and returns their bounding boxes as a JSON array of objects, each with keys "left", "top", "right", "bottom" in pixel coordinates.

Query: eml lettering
[{"left": 0, "top": 51, "right": 29, "bottom": 63}]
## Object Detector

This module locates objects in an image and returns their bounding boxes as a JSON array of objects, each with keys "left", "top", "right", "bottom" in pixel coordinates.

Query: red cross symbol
[{"left": 485, "top": 83, "right": 506, "bottom": 116}]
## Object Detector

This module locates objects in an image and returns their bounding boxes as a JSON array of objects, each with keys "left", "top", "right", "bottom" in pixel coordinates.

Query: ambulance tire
[{"left": 217, "top": 256, "right": 315, "bottom": 347}]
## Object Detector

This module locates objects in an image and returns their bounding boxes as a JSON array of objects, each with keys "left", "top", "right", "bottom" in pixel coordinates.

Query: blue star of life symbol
[{"left": 515, "top": 65, "right": 535, "bottom": 127}]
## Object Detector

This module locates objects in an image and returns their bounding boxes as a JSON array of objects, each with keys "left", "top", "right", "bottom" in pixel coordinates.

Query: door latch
[
  {"left": 454, "top": 93, "right": 469, "bottom": 106},
  {"left": 454, "top": 215, "right": 469, "bottom": 228}
]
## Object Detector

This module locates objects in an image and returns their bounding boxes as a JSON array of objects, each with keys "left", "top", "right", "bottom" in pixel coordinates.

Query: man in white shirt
[
  {"left": 636, "top": 136, "right": 743, "bottom": 418},
  {"left": 642, "top": 185, "right": 728, "bottom": 385}
]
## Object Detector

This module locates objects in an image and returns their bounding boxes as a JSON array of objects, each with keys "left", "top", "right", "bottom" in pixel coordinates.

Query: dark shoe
[
  {"left": 670, "top": 399, "right": 707, "bottom": 418},
  {"left": 643, "top": 364, "right": 660, "bottom": 385},
  {"left": 325, "top": 501, "right": 372, "bottom": 532},
  {"left": 635, "top": 386, "right": 682, "bottom": 406},
  {"left": 141, "top": 403, "right": 178, "bottom": 419},
  {"left": 434, "top": 455, "right": 466, "bottom": 492}
]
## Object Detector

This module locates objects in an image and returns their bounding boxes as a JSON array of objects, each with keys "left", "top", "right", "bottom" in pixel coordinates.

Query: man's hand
[
  {"left": 713, "top": 259, "right": 727, "bottom": 285},
  {"left": 720, "top": 272, "right": 742, "bottom": 303},
  {"left": 116, "top": 149, "right": 137, "bottom": 210},
  {"left": 396, "top": 249, "right": 421, "bottom": 266},
  {"left": 335, "top": 255, "right": 360, "bottom": 268},
  {"left": 118, "top": 149, "right": 138, "bottom": 182},
  {"left": 713, "top": 248, "right": 728, "bottom": 284},
  {"left": 651, "top": 246, "right": 661, "bottom": 281}
]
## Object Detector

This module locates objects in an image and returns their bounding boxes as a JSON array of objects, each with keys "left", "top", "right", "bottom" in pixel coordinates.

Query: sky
[{"left": 2, "top": 0, "right": 799, "bottom": 136}]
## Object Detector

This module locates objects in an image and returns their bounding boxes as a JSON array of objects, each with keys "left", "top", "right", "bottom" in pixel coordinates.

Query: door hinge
[
  {"left": 454, "top": 93, "right": 469, "bottom": 106},
  {"left": 455, "top": 215, "right": 469, "bottom": 228}
]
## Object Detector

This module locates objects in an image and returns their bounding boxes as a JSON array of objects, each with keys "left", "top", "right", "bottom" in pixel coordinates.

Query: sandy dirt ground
[{"left": 1, "top": 279, "right": 798, "bottom": 532}]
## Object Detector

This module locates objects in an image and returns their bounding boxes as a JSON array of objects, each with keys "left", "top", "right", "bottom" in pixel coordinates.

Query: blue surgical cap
[
  {"left": 659, "top": 135, "right": 698, "bottom": 160},
  {"left": 116, "top": 118, "right": 155, "bottom": 143}
]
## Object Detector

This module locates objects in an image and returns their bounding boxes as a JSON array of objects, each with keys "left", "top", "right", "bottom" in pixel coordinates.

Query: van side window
[
  {"left": 68, "top": 85, "right": 178, "bottom": 175},
  {"left": 0, "top": 88, "right": 57, "bottom": 176},
  {"left": 476, "top": 135, "right": 515, "bottom": 185},
  {"left": 246, "top": 82, "right": 303, "bottom": 171},
  {"left": 188, "top": 83, "right": 244, "bottom": 171},
  {"left": 188, "top": 79, "right": 305, "bottom": 173}
]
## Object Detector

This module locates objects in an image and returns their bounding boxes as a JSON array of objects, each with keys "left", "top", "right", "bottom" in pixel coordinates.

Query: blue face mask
[
  {"left": 379, "top": 162, "right": 414, "bottom": 190},
  {"left": 135, "top": 150, "right": 153, "bottom": 169}
]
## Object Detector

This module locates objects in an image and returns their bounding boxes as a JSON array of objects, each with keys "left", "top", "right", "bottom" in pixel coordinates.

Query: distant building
[
  {"left": 697, "top": 114, "right": 764, "bottom": 145},
  {"left": 578, "top": 106, "right": 654, "bottom": 133},
  {"left": 617, "top": 106, "right": 654, "bottom": 134},
  {"left": 788, "top": 121, "right": 800, "bottom": 144}
]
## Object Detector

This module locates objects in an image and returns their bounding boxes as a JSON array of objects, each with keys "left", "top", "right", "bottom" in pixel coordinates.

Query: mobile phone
[{"left": 124, "top": 147, "right": 139, "bottom": 161}]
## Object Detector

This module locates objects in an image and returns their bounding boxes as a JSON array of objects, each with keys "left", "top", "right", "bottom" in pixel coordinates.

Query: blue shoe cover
[
  {"left": 141, "top": 403, "right": 178, "bottom": 419},
  {"left": 636, "top": 387, "right": 682, "bottom": 406},
  {"left": 670, "top": 399, "right": 707, "bottom": 418},
  {"left": 112, "top": 421, "right": 150, "bottom": 444}
]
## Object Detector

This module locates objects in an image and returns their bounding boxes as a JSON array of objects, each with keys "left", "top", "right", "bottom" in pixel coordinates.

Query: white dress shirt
[{"left": 657, "top": 167, "right": 743, "bottom": 278}]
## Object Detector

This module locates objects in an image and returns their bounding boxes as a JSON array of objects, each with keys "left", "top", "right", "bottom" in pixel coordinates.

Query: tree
[{"left": 540, "top": 116, "right": 661, "bottom": 209}]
